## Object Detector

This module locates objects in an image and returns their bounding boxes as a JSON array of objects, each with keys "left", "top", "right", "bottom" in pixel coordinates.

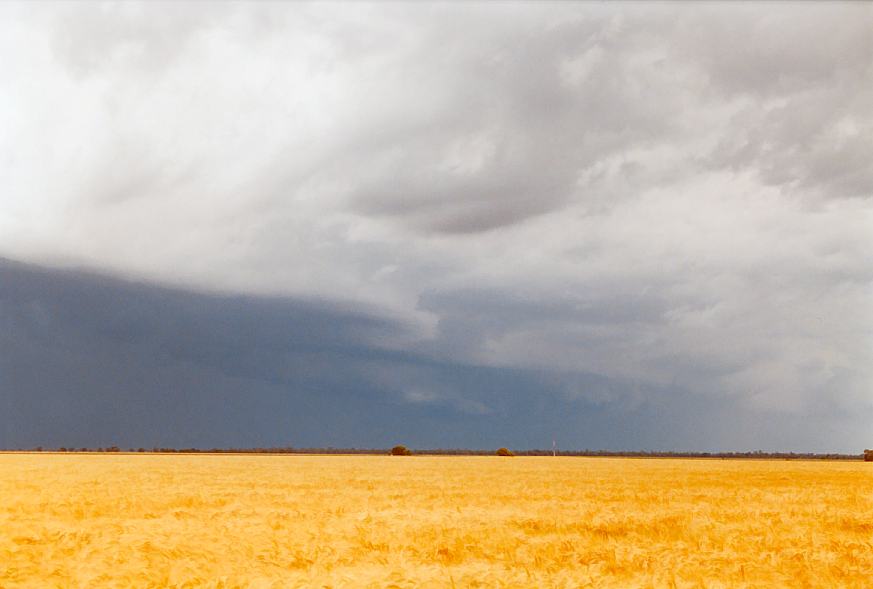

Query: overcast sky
[{"left": 1, "top": 2, "right": 871, "bottom": 451}]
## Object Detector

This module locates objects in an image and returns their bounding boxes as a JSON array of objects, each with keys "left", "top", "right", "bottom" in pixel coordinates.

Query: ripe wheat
[{"left": 1, "top": 454, "right": 872, "bottom": 587}]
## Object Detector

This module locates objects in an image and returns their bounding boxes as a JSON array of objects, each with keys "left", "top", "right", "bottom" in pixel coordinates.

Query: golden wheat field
[{"left": 1, "top": 454, "right": 873, "bottom": 588}]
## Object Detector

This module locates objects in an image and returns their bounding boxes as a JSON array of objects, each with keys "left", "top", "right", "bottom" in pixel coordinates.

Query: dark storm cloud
[{"left": 3, "top": 259, "right": 857, "bottom": 452}]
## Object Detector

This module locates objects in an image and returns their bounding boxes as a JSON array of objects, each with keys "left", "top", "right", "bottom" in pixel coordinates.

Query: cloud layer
[
  {"left": 1, "top": 3, "right": 871, "bottom": 450},
  {"left": 3, "top": 257, "right": 862, "bottom": 451}
]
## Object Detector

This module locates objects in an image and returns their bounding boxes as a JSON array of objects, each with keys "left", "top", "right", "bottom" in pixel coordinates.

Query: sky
[{"left": 1, "top": 2, "right": 871, "bottom": 452}]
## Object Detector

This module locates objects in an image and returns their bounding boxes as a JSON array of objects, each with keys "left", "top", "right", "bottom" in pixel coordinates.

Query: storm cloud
[{"left": 1, "top": 2, "right": 871, "bottom": 451}]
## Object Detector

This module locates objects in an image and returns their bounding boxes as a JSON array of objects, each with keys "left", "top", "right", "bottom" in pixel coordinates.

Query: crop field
[{"left": 1, "top": 454, "right": 872, "bottom": 588}]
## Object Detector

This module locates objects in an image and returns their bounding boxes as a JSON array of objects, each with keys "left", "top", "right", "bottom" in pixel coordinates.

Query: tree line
[{"left": 8, "top": 446, "right": 868, "bottom": 460}]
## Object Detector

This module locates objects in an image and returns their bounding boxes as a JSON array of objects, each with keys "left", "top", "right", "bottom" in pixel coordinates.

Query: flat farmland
[{"left": 1, "top": 454, "right": 872, "bottom": 588}]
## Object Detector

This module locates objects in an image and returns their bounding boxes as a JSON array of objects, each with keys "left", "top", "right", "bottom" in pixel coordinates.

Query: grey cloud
[
  {"left": 1, "top": 257, "right": 783, "bottom": 451},
  {"left": 412, "top": 220, "right": 873, "bottom": 416},
  {"left": 678, "top": 4, "right": 873, "bottom": 199},
  {"left": 1, "top": 258, "right": 869, "bottom": 452},
  {"left": 316, "top": 3, "right": 872, "bottom": 237},
  {"left": 678, "top": 5, "right": 872, "bottom": 98},
  {"left": 48, "top": 2, "right": 227, "bottom": 77},
  {"left": 336, "top": 10, "right": 683, "bottom": 233}
]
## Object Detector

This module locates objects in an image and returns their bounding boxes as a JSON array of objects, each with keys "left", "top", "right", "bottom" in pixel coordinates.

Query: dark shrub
[
  {"left": 864, "top": 449, "right": 873, "bottom": 462},
  {"left": 390, "top": 445, "right": 412, "bottom": 456},
  {"left": 496, "top": 447, "right": 514, "bottom": 457}
]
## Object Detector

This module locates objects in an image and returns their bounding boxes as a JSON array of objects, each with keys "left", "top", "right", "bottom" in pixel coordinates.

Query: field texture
[{"left": 1, "top": 454, "right": 872, "bottom": 588}]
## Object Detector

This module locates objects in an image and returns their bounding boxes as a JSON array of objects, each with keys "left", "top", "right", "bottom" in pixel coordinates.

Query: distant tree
[
  {"left": 390, "top": 444, "right": 412, "bottom": 456},
  {"left": 864, "top": 449, "right": 873, "bottom": 462},
  {"left": 496, "top": 447, "right": 514, "bottom": 457}
]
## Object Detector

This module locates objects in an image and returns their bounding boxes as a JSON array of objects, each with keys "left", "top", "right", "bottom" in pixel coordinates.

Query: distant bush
[
  {"left": 496, "top": 447, "right": 514, "bottom": 457},
  {"left": 864, "top": 449, "right": 873, "bottom": 462},
  {"left": 390, "top": 445, "right": 412, "bottom": 456}
]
